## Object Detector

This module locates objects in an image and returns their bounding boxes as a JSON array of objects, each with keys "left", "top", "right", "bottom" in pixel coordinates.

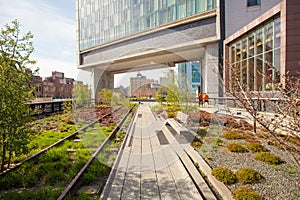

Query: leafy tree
[
  {"left": 96, "top": 88, "right": 112, "bottom": 105},
  {"left": 155, "top": 87, "right": 166, "bottom": 105},
  {"left": 0, "top": 20, "right": 36, "bottom": 171},
  {"left": 73, "top": 82, "right": 91, "bottom": 108}
]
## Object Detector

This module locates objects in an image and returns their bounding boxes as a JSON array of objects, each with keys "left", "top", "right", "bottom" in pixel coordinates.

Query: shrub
[
  {"left": 236, "top": 168, "right": 263, "bottom": 184},
  {"left": 247, "top": 142, "right": 268, "bottom": 153},
  {"left": 197, "top": 128, "right": 208, "bottom": 138},
  {"left": 223, "top": 132, "right": 245, "bottom": 140},
  {"left": 227, "top": 143, "right": 248, "bottom": 153},
  {"left": 167, "top": 111, "right": 176, "bottom": 118},
  {"left": 211, "top": 167, "right": 237, "bottom": 185},
  {"left": 234, "top": 186, "right": 262, "bottom": 200},
  {"left": 254, "top": 152, "right": 284, "bottom": 165}
]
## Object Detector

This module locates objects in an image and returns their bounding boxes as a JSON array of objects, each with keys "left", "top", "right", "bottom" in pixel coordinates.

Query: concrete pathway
[{"left": 101, "top": 103, "right": 204, "bottom": 200}]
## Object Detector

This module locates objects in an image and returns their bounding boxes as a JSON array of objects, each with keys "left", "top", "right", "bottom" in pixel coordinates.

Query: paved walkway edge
[{"left": 100, "top": 108, "right": 137, "bottom": 199}]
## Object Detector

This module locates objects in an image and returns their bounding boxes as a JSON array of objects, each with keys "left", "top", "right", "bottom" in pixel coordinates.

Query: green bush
[
  {"left": 234, "top": 186, "right": 262, "bottom": 200},
  {"left": 197, "top": 128, "right": 208, "bottom": 138},
  {"left": 236, "top": 168, "right": 263, "bottom": 184},
  {"left": 254, "top": 152, "right": 284, "bottom": 165},
  {"left": 211, "top": 167, "right": 237, "bottom": 185},
  {"left": 0, "top": 187, "right": 62, "bottom": 200},
  {"left": 247, "top": 142, "right": 268, "bottom": 153},
  {"left": 227, "top": 143, "right": 248, "bottom": 153},
  {"left": 223, "top": 132, "right": 245, "bottom": 140}
]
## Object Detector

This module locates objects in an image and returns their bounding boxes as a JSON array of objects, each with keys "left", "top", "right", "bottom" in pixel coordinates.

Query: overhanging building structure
[{"left": 76, "top": 0, "right": 223, "bottom": 100}]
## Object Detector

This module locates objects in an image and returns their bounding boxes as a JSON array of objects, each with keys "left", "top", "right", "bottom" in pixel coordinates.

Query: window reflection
[
  {"left": 78, "top": 0, "right": 216, "bottom": 50},
  {"left": 229, "top": 16, "right": 281, "bottom": 91}
]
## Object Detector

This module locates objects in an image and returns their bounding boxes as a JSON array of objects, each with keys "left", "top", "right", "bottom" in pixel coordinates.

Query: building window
[
  {"left": 247, "top": 0, "right": 261, "bottom": 7},
  {"left": 78, "top": 0, "right": 217, "bottom": 50},
  {"left": 228, "top": 16, "right": 280, "bottom": 92}
]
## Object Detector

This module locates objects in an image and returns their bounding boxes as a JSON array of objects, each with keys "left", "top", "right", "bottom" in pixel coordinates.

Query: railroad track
[
  {"left": 57, "top": 107, "right": 133, "bottom": 199},
  {"left": 0, "top": 106, "right": 123, "bottom": 177},
  {"left": 0, "top": 106, "right": 135, "bottom": 199}
]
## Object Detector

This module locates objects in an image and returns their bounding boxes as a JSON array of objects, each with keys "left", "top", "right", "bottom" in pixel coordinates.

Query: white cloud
[{"left": 0, "top": 0, "right": 77, "bottom": 79}]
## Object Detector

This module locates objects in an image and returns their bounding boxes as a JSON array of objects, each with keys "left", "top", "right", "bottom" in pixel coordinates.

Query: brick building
[{"left": 31, "top": 71, "right": 75, "bottom": 99}]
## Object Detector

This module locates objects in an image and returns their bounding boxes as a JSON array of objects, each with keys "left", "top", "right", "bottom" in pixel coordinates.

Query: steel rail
[
  {"left": 0, "top": 110, "right": 114, "bottom": 176},
  {"left": 57, "top": 107, "right": 133, "bottom": 200}
]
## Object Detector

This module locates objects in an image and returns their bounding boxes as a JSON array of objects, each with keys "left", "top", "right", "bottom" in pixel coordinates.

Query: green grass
[
  {"left": 0, "top": 114, "right": 124, "bottom": 198},
  {"left": 0, "top": 138, "right": 92, "bottom": 191},
  {"left": 0, "top": 187, "right": 62, "bottom": 200},
  {"left": 10, "top": 113, "right": 77, "bottom": 164}
]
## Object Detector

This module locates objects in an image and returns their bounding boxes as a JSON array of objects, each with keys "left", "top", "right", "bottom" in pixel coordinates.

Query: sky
[
  {"left": 0, "top": 0, "right": 166, "bottom": 87},
  {"left": 0, "top": 0, "right": 79, "bottom": 79}
]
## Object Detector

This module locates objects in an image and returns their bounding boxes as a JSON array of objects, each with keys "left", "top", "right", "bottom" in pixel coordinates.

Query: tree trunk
[
  {"left": 1, "top": 135, "right": 6, "bottom": 172},
  {"left": 253, "top": 116, "right": 257, "bottom": 133},
  {"left": 7, "top": 146, "right": 12, "bottom": 169}
]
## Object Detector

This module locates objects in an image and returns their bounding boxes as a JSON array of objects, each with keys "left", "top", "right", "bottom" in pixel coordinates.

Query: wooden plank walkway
[{"left": 101, "top": 103, "right": 231, "bottom": 200}]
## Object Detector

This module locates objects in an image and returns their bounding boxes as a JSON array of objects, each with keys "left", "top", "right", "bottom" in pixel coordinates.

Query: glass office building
[
  {"left": 78, "top": 0, "right": 216, "bottom": 50},
  {"left": 228, "top": 16, "right": 280, "bottom": 91},
  {"left": 177, "top": 61, "right": 201, "bottom": 95}
]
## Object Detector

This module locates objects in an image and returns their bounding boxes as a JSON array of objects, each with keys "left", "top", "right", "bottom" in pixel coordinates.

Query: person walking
[
  {"left": 198, "top": 93, "right": 203, "bottom": 106},
  {"left": 204, "top": 93, "right": 209, "bottom": 107}
]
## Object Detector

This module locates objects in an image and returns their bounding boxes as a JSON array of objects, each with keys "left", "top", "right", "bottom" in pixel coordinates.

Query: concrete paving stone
[
  {"left": 168, "top": 160, "right": 189, "bottom": 180},
  {"left": 141, "top": 153, "right": 155, "bottom": 172},
  {"left": 127, "top": 152, "right": 141, "bottom": 172},
  {"left": 141, "top": 138, "right": 152, "bottom": 153},
  {"left": 110, "top": 170, "right": 126, "bottom": 186},
  {"left": 150, "top": 133, "right": 162, "bottom": 147},
  {"left": 153, "top": 148, "right": 169, "bottom": 170},
  {"left": 141, "top": 171, "right": 157, "bottom": 183},
  {"left": 156, "top": 169, "right": 181, "bottom": 200},
  {"left": 141, "top": 181, "right": 160, "bottom": 200},
  {"left": 176, "top": 177, "right": 203, "bottom": 200},
  {"left": 162, "top": 145, "right": 179, "bottom": 165},
  {"left": 105, "top": 185, "right": 123, "bottom": 200},
  {"left": 131, "top": 137, "right": 141, "bottom": 153},
  {"left": 115, "top": 149, "right": 130, "bottom": 172},
  {"left": 170, "top": 144, "right": 185, "bottom": 156},
  {"left": 121, "top": 172, "right": 141, "bottom": 199}
]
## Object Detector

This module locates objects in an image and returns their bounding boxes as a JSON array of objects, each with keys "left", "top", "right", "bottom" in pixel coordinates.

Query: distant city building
[
  {"left": 129, "top": 72, "right": 158, "bottom": 97},
  {"left": 131, "top": 83, "right": 161, "bottom": 99},
  {"left": 160, "top": 69, "right": 175, "bottom": 86},
  {"left": 177, "top": 61, "right": 201, "bottom": 95},
  {"left": 31, "top": 71, "right": 75, "bottom": 99}
]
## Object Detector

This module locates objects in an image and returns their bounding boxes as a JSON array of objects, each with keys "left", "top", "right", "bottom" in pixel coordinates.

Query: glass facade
[
  {"left": 177, "top": 61, "right": 201, "bottom": 95},
  {"left": 229, "top": 16, "right": 280, "bottom": 91},
  {"left": 78, "top": 0, "right": 216, "bottom": 50}
]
